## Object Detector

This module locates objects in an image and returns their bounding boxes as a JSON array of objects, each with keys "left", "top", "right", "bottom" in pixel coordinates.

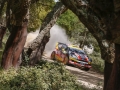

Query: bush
[
  {"left": 89, "top": 52, "right": 104, "bottom": 73},
  {"left": 0, "top": 61, "right": 83, "bottom": 90}
]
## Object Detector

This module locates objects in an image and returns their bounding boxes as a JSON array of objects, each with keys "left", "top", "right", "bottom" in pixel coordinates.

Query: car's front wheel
[
  {"left": 84, "top": 68, "right": 90, "bottom": 71},
  {"left": 51, "top": 51, "right": 56, "bottom": 60}
]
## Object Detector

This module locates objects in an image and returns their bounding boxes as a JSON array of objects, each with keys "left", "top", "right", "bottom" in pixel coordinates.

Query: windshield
[{"left": 69, "top": 47, "right": 85, "bottom": 54}]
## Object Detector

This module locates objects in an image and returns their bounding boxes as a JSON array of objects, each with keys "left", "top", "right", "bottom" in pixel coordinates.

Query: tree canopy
[
  {"left": 29, "top": 0, "right": 55, "bottom": 31},
  {"left": 57, "top": 10, "right": 85, "bottom": 37}
]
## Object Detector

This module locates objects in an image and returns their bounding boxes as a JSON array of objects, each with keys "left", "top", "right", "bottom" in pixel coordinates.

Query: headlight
[
  {"left": 72, "top": 54, "right": 77, "bottom": 59},
  {"left": 88, "top": 62, "right": 91, "bottom": 64}
]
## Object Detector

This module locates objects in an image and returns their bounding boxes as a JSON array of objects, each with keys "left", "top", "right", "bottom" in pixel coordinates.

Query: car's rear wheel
[
  {"left": 51, "top": 51, "right": 56, "bottom": 60},
  {"left": 84, "top": 68, "right": 90, "bottom": 71},
  {"left": 63, "top": 56, "right": 69, "bottom": 65}
]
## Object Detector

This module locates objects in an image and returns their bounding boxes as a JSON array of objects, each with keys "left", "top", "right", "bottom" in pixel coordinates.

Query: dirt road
[
  {"left": 43, "top": 56, "right": 104, "bottom": 90},
  {"left": 66, "top": 65, "right": 103, "bottom": 89}
]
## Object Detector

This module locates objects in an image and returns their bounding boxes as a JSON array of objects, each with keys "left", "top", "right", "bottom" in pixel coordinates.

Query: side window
[
  {"left": 58, "top": 44, "right": 62, "bottom": 50},
  {"left": 58, "top": 42, "right": 68, "bottom": 52},
  {"left": 62, "top": 44, "right": 68, "bottom": 51}
]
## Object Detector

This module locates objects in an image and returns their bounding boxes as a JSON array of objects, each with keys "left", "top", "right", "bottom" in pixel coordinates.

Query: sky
[{"left": 54, "top": 0, "right": 59, "bottom": 2}]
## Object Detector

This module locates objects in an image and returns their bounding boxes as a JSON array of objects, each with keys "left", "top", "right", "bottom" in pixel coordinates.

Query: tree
[
  {"left": 28, "top": 0, "right": 55, "bottom": 31},
  {"left": 1, "top": 0, "right": 30, "bottom": 69},
  {"left": 0, "top": 0, "right": 7, "bottom": 48},
  {"left": 27, "top": 2, "right": 67, "bottom": 65},
  {"left": 57, "top": 10, "right": 81, "bottom": 38},
  {"left": 0, "top": 0, "right": 7, "bottom": 18},
  {"left": 0, "top": 0, "right": 56, "bottom": 68},
  {"left": 60, "top": 0, "right": 116, "bottom": 90}
]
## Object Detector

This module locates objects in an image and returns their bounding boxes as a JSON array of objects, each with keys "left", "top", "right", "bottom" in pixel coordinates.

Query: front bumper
[{"left": 69, "top": 60, "right": 92, "bottom": 68}]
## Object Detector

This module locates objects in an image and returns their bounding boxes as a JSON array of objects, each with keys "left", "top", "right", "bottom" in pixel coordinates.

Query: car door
[
  {"left": 60, "top": 43, "right": 68, "bottom": 61},
  {"left": 57, "top": 42, "right": 68, "bottom": 61},
  {"left": 55, "top": 43, "right": 62, "bottom": 61}
]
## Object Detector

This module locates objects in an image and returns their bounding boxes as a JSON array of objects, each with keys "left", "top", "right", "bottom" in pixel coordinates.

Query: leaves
[
  {"left": 28, "top": 0, "right": 55, "bottom": 32},
  {"left": 0, "top": 62, "right": 82, "bottom": 90}
]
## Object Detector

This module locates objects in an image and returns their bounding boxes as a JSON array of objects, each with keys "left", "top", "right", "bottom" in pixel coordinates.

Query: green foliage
[
  {"left": 57, "top": 9, "right": 99, "bottom": 48},
  {"left": 28, "top": 0, "right": 55, "bottom": 32},
  {"left": 0, "top": 30, "right": 10, "bottom": 66},
  {"left": 89, "top": 52, "right": 104, "bottom": 73},
  {"left": 57, "top": 9, "right": 103, "bottom": 73},
  {"left": 21, "top": 53, "right": 30, "bottom": 66},
  {"left": 94, "top": 45, "right": 100, "bottom": 52},
  {"left": 1, "top": 3, "right": 6, "bottom": 16},
  {"left": 0, "top": 61, "right": 83, "bottom": 90},
  {"left": 57, "top": 10, "right": 85, "bottom": 37}
]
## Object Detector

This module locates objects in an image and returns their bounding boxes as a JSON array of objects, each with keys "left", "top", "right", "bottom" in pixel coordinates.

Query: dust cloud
[
  {"left": 24, "top": 25, "right": 71, "bottom": 57},
  {"left": 45, "top": 25, "right": 71, "bottom": 57},
  {"left": 24, "top": 29, "right": 39, "bottom": 47}
]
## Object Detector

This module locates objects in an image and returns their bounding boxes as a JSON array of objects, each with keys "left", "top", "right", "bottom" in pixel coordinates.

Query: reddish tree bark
[
  {"left": 1, "top": 0, "right": 30, "bottom": 69},
  {"left": 1, "top": 21, "right": 28, "bottom": 69}
]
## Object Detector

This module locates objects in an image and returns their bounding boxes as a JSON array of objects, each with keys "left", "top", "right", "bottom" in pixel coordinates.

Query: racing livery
[{"left": 51, "top": 42, "right": 92, "bottom": 71}]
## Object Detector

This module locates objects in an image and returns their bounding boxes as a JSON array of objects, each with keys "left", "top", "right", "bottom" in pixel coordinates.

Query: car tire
[
  {"left": 51, "top": 51, "right": 56, "bottom": 60},
  {"left": 84, "top": 68, "right": 90, "bottom": 71},
  {"left": 63, "top": 56, "right": 69, "bottom": 65}
]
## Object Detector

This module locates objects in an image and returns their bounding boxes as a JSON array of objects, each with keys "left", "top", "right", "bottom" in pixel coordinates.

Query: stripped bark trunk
[
  {"left": 1, "top": 21, "right": 28, "bottom": 69},
  {"left": 27, "top": 2, "right": 67, "bottom": 65},
  {"left": 1, "top": 0, "right": 30, "bottom": 69}
]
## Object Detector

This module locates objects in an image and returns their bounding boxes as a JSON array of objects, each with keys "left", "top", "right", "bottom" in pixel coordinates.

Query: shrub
[
  {"left": 0, "top": 61, "right": 83, "bottom": 90},
  {"left": 89, "top": 52, "right": 104, "bottom": 73}
]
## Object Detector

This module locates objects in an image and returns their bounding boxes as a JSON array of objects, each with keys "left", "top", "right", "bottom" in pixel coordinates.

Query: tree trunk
[
  {"left": 94, "top": 39, "right": 114, "bottom": 90},
  {"left": 104, "top": 61, "right": 113, "bottom": 90},
  {"left": 27, "top": 2, "right": 67, "bottom": 65},
  {"left": 1, "top": 0, "right": 30, "bottom": 69},
  {"left": 105, "top": 44, "right": 120, "bottom": 90},
  {"left": 29, "top": 35, "right": 49, "bottom": 65},
  {"left": 1, "top": 21, "right": 28, "bottom": 69}
]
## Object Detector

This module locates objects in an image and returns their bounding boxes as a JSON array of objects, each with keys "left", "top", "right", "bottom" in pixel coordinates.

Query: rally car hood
[{"left": 74, "top": 52, "right": 88, "bottom": 62}]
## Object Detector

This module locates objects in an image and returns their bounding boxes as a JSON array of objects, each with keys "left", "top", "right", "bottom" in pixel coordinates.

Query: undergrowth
[
  {"left": 89, "top": 52, "right": 104, "bottom": 73},
  {"left": 0, "top": 61, "right": 84, "bottom": 90}
]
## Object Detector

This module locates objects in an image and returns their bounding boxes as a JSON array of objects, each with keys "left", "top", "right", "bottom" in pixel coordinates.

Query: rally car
[{"left": 51, "top": 42, "right": 92, "bottom": 71}]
